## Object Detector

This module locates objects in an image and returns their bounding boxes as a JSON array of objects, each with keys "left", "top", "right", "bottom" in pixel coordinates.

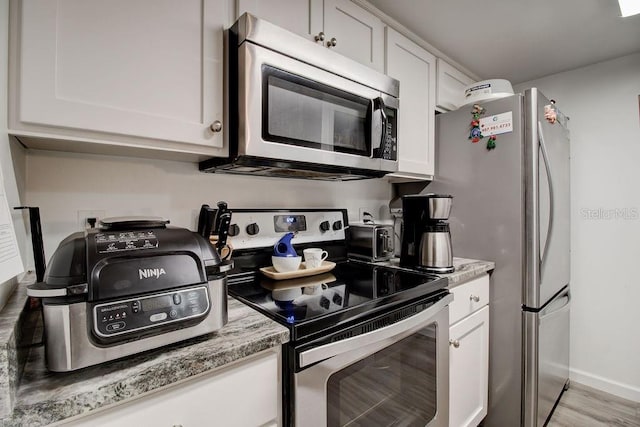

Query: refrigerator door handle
[
  {"left": 538, "top": 121, "right": 555, "bottom": 277},
  {"left": 539, "top": 287, "right": 570, "bottom": 320}
]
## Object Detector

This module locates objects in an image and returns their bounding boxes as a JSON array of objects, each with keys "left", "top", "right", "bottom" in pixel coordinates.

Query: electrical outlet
[
  {"left": 77, "top": 210, "right": 105, "bottom": 230},
  {"left": 358, "top": 207, "right": 372, "bottom": 222}
]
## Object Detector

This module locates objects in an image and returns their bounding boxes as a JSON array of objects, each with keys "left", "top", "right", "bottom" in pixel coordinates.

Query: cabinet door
[
  {"left": 15, "top": 0, "right": 227, "bottom": 150},
  {"left": 237, "top": 0, "right": 321, "bottom": 39},
  {"left": 60, "top": 351, "right": 280, "bottom": 427},
  {"left": 322, "top": 0, "right": 384, "bottom": 72},
  {"left": 385, "top": 28, "right": 436, "bottom": 177},
  {"left": 437, "top": 59, "right": 474, "bottom": 111},
  {"left": 449, "top": 306, "right": 489, "bottom": 427}
]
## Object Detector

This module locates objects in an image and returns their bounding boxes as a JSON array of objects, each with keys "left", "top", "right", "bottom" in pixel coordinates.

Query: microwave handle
[{"left": 368, "top": 97, "right": 387, "bottom": 158}]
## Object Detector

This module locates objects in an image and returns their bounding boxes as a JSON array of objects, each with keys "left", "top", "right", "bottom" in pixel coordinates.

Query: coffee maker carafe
[{"left": 400, "top": 194, "right": 454, "bottom": 273}]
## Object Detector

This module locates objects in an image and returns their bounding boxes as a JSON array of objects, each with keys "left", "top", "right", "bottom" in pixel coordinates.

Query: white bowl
[{"left": 271, "top": 256, "right": 302, "bottom": 273}]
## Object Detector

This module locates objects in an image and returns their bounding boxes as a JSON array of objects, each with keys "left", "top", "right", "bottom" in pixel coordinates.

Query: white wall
[
  {"left": 516, "top": 53, "right": 640, "bottom": 401},
  {"left": 24, "top": 150, "right": 393, "bottom": 265},
  {"left": 0, "top": 0, "right": 28, "bottom": 309}
]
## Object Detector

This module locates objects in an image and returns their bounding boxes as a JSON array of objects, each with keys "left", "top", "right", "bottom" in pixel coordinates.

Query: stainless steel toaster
[{"left": 347, "top": 223, "right": 394, "bottom": 262}]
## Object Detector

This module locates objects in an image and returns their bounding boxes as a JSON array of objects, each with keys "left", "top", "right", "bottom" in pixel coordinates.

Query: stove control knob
[
  {"left": 332, "top": 220, "right": 343, "bottom": 231},
  {"left": 320, "top": 221, "right": 331, "bottom": 232},
  {"left": 228, "top": 224, "right": 240, "bottom": 237},
  {"left": 246, "top": 223, "right": 260, "bottom": 236}
]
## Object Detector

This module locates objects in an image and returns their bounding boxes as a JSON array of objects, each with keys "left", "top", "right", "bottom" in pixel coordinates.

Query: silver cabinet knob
[
  {"left": 327, "top": 37, "right": 337, "bottom": 47},
  {"left": 209, "top": 120, "right": 222, "bottom": 133},
  {"left": 449, "top": 339, "right": 460, "bottom": 348},
  {"left": 470, "top": 294, "right": 480, "bottom": 302},
  {"left": 314, "top": 32, "right": 325, "bottom": 42}
]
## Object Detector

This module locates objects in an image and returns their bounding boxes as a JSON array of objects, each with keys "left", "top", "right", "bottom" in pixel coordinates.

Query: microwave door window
[{"left": 263, "top": 66, "right": 369, "bottom": 156}]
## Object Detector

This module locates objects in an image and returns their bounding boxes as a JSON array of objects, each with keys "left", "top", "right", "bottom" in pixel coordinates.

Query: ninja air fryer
[{"left": 400, "top": 194, "right": 454, "bottom": 273}]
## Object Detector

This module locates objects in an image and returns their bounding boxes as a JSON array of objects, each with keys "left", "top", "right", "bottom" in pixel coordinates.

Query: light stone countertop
[
  {"left": 0, "top": 289, "right": 289, "bottom": 427},
  {"left": 0, "top": 257, "right": 492, "bottom": 426},
  {"left": 375, "top": 257, "right": 495, "bottom": 288}
]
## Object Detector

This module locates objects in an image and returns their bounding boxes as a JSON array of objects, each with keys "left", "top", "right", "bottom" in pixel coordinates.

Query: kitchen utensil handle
[
  {"left": 537, "top": 121, "right": 555, "bottom": 276},
  {"left": 216, "top": 212, "right": 232, "bottom": 250},
  {"left": 213, "top": 201, "right": 228, "bottom": 234},
  {"left": 197, "top": 204, "right": 210, "bottom": 235},
  {"left": 298, "top": 294, "right": 453, "bottom": 368}
]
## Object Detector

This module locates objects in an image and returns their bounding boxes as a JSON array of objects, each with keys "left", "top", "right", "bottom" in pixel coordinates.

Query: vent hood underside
[{"left": 198, "top": 156, "right": 387, "bottom": 181}]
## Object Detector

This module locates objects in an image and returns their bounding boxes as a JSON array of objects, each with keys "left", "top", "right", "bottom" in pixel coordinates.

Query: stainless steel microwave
[{"left": 199, "top": 13, "right": 399, "bottom": 180}]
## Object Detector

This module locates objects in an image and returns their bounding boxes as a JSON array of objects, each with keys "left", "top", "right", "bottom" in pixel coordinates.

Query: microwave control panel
[{"left": 381, "top": 108, "right": 397, "bottom": 161}]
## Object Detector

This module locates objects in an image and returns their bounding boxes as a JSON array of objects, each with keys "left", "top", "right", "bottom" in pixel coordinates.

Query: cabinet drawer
[{"left": 449, "top": 274, "right": 489, "bottom": 325}]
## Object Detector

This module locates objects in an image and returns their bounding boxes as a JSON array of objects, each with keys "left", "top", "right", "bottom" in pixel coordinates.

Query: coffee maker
[{"left": 400, "top": 194, "right": 454, "bottom": 273}]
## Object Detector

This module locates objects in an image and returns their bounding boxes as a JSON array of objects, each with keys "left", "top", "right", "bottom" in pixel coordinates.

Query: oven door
[
  {"left": 294, "top": 294, "right": 451, "bottom": 427},
  {"left": 239, "top": 42, "right": 398, "bottom": 172}
]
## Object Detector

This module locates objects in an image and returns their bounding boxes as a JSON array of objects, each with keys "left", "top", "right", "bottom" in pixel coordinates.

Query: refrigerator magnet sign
[
  {"left": 469, "top": 105, "right": 514, "bottom": 151},
  {"left": 480, "top": 111, "right": 514, "bottom": 137}
]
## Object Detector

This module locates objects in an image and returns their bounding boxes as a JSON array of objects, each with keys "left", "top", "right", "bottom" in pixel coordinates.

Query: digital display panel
[
  {"left": 141, "top": 295, "right": 172, "bottom": 312},
  {"left": 274, "top": 215, "right": 307, "bottom": 232}
]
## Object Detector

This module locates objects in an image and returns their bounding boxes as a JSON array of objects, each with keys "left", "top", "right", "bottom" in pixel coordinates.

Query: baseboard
[{"left": 570, "top": 368, "right": 640, "bottom": 402}]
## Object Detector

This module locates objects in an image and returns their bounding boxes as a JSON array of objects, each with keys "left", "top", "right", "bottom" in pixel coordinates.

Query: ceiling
[{"left": 367, "top": 0, "right": 640, "bottom": 84}]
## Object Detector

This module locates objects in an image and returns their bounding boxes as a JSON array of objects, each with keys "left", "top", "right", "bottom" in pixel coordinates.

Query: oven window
[
  {"left": 262, "top": 65, "right": 370, "bottom": 156},
  {"left": 326, "top": 325, "right": 438, "bottom": 426}
]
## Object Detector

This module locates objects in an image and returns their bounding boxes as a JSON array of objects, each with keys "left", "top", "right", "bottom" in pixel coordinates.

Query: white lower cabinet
[
  {"left": 448, "top": 274, "right": 489, "bottom": 427},
  {"left": 58, "top": 350, "right": 281, "bottom": 427}
]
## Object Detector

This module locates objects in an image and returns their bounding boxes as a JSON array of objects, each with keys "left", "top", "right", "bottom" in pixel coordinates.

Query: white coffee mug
[{"left": 303, "top": 248, "right": 328, "bottom": 269}]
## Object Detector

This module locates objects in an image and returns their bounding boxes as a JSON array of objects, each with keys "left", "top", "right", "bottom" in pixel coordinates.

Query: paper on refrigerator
[{"left": 0, "top": 163, "right": 24, "bottom": 283}]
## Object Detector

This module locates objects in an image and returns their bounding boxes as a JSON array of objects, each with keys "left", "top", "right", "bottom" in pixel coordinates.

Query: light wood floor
[{"left": 547, "top": 382, "right": 640, "bottom": 426}]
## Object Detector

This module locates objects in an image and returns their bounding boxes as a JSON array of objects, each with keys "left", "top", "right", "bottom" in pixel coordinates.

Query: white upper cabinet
[
  {"left": 385, "top": 27, "right": 436, "bottom": 179},
  {"left": 237, "top": 0, "right": 318, "bottom": 40},
  {"left": 237, "top": 0, "right": 384, "bottom": 72},
  {"left": 10, "top": 0, "right": 230, "bottom": 159},
  {"left": 437, "top": 58, "right": 475, "bottom": 111}
]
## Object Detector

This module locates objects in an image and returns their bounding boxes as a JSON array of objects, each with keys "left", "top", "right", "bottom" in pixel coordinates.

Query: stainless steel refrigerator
[{"left": 428, "top": 88, "right": 570, "bottom": 427}]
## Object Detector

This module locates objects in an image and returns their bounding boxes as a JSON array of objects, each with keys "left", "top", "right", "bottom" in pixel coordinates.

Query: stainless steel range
[{"left": 226, "top": 209, "right": 451, "bottom": 427}]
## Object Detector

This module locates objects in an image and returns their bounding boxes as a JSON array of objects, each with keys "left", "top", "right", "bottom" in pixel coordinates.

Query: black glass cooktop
[{"left": 228, "top": 260, "right": 448, "bottom": 342}]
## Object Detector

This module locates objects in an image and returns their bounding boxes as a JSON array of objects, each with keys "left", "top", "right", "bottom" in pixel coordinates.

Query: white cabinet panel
[
  {"left": 322, "top": 0, "right": 384, "bottom": 72},
  {"left": 449, "top": 274, "right": 490, "bottom": 324},
  {"left": 59, "top": 351, "right": 280, "bottom": 427},
  {"left": 437, "top": 59, "right": 474, "bottom": 111},
  {"left": 385, "top": 27, "right": 436, "bottom": 178},
  {"left": 237, "top": 0, "right": 319, "bottom": 39},
  {"left": 449, "top": 306, "right": 489, "bottom": 427},
  {"left": 237, "top": 0, "right": 383, "bottom": 72},
  {"left": 448, "top": 274, "right": 490, "bottom": 427},
  {"left": 11, "top": 0, "right": 229, "bottom": 156}
]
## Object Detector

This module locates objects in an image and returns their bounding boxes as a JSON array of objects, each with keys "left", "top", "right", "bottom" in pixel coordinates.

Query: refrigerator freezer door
[
  {"left": 523, "top": 286, "right": 570, "bottom": 427},
  {"left": 524, "top": 88, "right": 570, "bottom": 309}
]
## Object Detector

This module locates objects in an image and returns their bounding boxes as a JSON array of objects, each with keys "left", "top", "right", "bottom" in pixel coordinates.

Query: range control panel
[
  {"left": 92, "top": 286, "right": 210, "bottom": 338},
  {"left": 226, "top": 209, "right": 347, "bottom": 250}
]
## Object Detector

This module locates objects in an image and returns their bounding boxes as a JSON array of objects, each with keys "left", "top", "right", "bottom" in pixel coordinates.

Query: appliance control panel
[
  {"left": 92, "top": 286, "right": 210, "bottom": 338},
  {"left": 95, "top": 230, "right": 159, "bottom": 253},
  {"left": 227, "top": 209, "right": 347, "bottom": 250}
]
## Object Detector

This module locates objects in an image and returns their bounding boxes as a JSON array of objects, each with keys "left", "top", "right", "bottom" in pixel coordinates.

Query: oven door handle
[{"left": 298, "top": 293, "right": 452, "bottom": 369}]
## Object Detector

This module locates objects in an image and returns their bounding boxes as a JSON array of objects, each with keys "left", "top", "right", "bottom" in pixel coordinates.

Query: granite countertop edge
[
  {"left": 0, "top": 295, "right": 289, "bottom": 427},
  {"left": 442, "top": 257, "right": 495, "bottom": 288}
]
